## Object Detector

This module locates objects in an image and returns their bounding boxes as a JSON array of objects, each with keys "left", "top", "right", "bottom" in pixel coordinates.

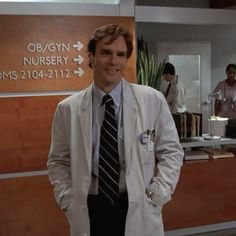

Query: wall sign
[{"left": 0, "top": 15, "right": 136, "bottom": 92}]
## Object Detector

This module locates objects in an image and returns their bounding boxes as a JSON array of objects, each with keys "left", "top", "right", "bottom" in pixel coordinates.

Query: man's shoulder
[
  {"left": 58, "top": 87, "right": 90, "bottom": 108},
  {"left": 59, "top": 91, "right": 83, "bottom": 104},
  {"left": 128, "top": 82, "right": 163, "bottom": 98}
]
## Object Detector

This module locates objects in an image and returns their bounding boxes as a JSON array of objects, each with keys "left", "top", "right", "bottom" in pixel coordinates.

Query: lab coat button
[
  {"left": 83, "top": 233, "right": 87, "bottom": 236},
  {"left": 81, "top": 204, "right": 86, "bottom": 209}
]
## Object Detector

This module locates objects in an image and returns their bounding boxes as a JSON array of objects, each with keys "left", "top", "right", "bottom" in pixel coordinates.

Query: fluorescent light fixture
[{"left": 0, "top": 0, "right": 119, "bottom": 3}]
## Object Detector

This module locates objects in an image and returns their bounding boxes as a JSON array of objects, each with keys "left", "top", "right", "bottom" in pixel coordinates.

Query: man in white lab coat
[
  {"left": 160, "top": 62, "right": 187, "bottom": 113},
  {"left": 48, "top": 24, "right": 183, "bottom": 236}
]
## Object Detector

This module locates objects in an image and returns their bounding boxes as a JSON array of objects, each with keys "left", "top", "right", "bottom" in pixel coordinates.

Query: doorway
[{"left": 157, "top": 42, "right": 211, "bottom": 133}]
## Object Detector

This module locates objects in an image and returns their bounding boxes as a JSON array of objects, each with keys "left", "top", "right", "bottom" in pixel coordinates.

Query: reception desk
[
  {"left": 163, "top": 154, "right": 236, "bottom": 231},
  {"left": 0, "top": 138, "right": 235, "bottom": 236}
]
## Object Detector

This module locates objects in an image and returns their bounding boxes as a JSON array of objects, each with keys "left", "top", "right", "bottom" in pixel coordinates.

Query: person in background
[
  {"left": 47, "top": 24, "right": 183, "bottom": 236},
  {"left": 159, "top": 62, "right": 187, "bottom": 113},
  {"left": 213, "top": 63, "right": 236, "bottom": 118}
]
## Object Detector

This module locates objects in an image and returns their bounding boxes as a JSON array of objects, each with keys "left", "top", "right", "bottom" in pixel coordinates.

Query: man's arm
[
  {"left": 146, "top": 93, "right": 184, "bottom": 207},
  {"left": 47, "top": 103, "right": 72, "bottom": 211},
  {"left": 174, "top": 79, "right": 187, "bottom": 113}
]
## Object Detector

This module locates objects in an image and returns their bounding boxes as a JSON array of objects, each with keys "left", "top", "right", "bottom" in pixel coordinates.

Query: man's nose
[{"left": 109, "top": 53, "right": 118, "bottom": 64}]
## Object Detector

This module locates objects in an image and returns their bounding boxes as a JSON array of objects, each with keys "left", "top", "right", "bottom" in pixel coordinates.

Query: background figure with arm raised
[{"left": 213, "top": 63, "right": 236, "bottom": 118}]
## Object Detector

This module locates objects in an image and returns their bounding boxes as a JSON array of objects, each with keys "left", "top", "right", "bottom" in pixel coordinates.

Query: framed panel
[
  {"left": 0, "top": 95, "right": 68, "bottom": 173},
  {"left": 163, "top": 158, "right": 236, "bottom": 229},
  {"left": 0, "top": 175, "right": 68, "bottom": 236}
]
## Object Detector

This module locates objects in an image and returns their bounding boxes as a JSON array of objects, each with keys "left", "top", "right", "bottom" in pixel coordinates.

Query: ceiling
[{"left": 136, "top": 0, "right": 236, "bottom": 9}]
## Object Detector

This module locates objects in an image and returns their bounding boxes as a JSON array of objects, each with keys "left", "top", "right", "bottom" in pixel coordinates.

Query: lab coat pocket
[
  {"left": 65, "top": 201, "right": 81, "bottom": 236},
  {"left": 146, "top": 197, "right": 163, "bottom": 236},
  {"left": 146, "top": 196, "right": 162, "bottom": 216},
  {"left": 139, "top": 129, "right": 155, "bottom": 152}
]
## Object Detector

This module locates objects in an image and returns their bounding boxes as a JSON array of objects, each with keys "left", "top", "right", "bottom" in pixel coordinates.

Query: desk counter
[{"left": 163, "top": 157, "right": 236, "bottom": 230}]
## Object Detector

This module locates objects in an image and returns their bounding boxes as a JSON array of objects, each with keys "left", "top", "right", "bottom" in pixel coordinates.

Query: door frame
[{"left": 156, "top": 41, "right": 211, "bottom": 133}]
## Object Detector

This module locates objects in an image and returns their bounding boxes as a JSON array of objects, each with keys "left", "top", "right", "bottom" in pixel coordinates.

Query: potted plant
[{"left": 137, "top": 36, "right": 165, "bottom": 90}]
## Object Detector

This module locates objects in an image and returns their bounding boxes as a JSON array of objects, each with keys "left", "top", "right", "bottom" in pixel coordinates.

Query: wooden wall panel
[
  {"left": 1, "top": 160, "right": 236, "bottom": 234},
  {"left": 0, "top": 176, "right": 68, "bottom": 236},
  {"left": 163, "top": 158, "right": 236, "bottom": 230},
  {"left": 0, "top": 15, "right": 136, "bottom": 92},
  {"left": 0, "top": 95, "right": 68, "bottom": 173}
]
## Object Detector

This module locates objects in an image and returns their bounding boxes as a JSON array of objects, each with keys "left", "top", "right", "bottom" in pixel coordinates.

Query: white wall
[{"left": 136, "top": 22, "right": 236, "bottom": 91}]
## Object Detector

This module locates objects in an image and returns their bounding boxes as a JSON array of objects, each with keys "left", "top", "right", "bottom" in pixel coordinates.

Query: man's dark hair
[
  {"left": 87, "top": 24, "right": 133, "bottom": 67},
  {"left": 163, "top": 62, "right": 175, "bottom": 75}
]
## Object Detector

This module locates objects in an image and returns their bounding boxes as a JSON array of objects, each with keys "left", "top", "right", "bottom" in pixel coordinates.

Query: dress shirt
[{"left": 89, "top": 81, "right": 126, "bottom": 195}]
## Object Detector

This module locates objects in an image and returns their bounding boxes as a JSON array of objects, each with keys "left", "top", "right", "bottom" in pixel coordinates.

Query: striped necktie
[{"left": 98, "top": 94, "right": 120, "bottom": 204}]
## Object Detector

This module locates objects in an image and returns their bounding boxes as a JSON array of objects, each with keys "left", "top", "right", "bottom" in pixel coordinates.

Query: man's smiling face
[{"left": 89, "top": 35, "right": 128, "bottom": 92}]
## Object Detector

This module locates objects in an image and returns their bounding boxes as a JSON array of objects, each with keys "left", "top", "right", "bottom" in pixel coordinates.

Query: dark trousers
[{"left": 87, "top": 192, "right": 128, "bottom": 236}]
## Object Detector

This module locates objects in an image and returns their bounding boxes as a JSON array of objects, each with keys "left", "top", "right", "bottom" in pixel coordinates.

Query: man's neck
[{"left": 94, "top": 80, "right": 121, "bottom": 94}]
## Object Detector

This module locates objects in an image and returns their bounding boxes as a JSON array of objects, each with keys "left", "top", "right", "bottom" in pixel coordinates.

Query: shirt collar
[{"left": 92, "top": 81, "right": 122, "bottom": 108}]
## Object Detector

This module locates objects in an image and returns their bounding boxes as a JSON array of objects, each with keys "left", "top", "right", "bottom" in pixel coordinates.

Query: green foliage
[{"left": 137, "top": 37, "right": 165, "bottom": 90}]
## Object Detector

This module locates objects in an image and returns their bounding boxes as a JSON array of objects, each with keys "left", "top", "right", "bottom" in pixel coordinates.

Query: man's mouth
[{"left": 105, "top": 68, "right": 119, "bottom": 72}]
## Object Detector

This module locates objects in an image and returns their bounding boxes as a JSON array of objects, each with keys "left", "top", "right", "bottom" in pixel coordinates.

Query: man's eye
[
  {"left": 117, "top": 52, "right": 127, "bottom": 58},
  {"left": 101, "top": 50, "right": 111, "bottom": 55}
]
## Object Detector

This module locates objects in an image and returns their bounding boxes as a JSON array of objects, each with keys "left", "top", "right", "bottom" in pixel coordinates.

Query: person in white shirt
[{"left": 159, "top": 62, "right": 187, "bottom": 113}]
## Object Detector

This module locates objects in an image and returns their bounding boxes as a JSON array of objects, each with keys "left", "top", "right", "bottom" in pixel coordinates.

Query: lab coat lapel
[
  {"left": 78, "top": 84, "right": 93, "bottom": 173},
  {"left": 122, "top": 80, "right": 138, "bottom": 172}
]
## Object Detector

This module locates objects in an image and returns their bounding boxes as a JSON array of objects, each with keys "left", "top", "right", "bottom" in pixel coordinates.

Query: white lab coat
[
  {"left": 48, "top": 79, "right": 183, "bottom": 236},
  {"left": 160, "top": 76, "right": 187, "bottom": 113}
]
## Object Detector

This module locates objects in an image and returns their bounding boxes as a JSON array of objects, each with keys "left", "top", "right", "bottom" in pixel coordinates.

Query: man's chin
[{"left": 104, "top": 75, "right": 122, "bottom": 84}]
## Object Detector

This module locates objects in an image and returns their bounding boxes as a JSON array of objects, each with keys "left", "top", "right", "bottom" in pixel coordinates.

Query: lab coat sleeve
[
  {"left": 146, "top": 93, "right": 184, "bottom": 207},
  {"left": 47, "top": 103, "right": 72, "bottom": 211}
]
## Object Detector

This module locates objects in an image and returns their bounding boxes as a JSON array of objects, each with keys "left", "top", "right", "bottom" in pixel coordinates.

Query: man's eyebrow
[
  {"left": 100, "top": 48, "right": 112, "bottom": 53},
  {"left": 100, "top": 48, "right": 127, "bottom": 55}
]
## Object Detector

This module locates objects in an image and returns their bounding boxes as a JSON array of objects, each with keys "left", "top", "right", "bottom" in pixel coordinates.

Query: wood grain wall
[
  {"left": 163, "top": 158, "right": 236, "bottom": 230},
  {"left": 0, "top": 95, "right": 67, "bottom": 173},
  {"left": 0, "top": 176, "right": 69, "bottom": 236}
]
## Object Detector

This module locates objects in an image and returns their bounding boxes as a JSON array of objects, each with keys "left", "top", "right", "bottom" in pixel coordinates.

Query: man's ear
[{"left": 88, "top": 52, "right": 94, "bottom": 68}]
